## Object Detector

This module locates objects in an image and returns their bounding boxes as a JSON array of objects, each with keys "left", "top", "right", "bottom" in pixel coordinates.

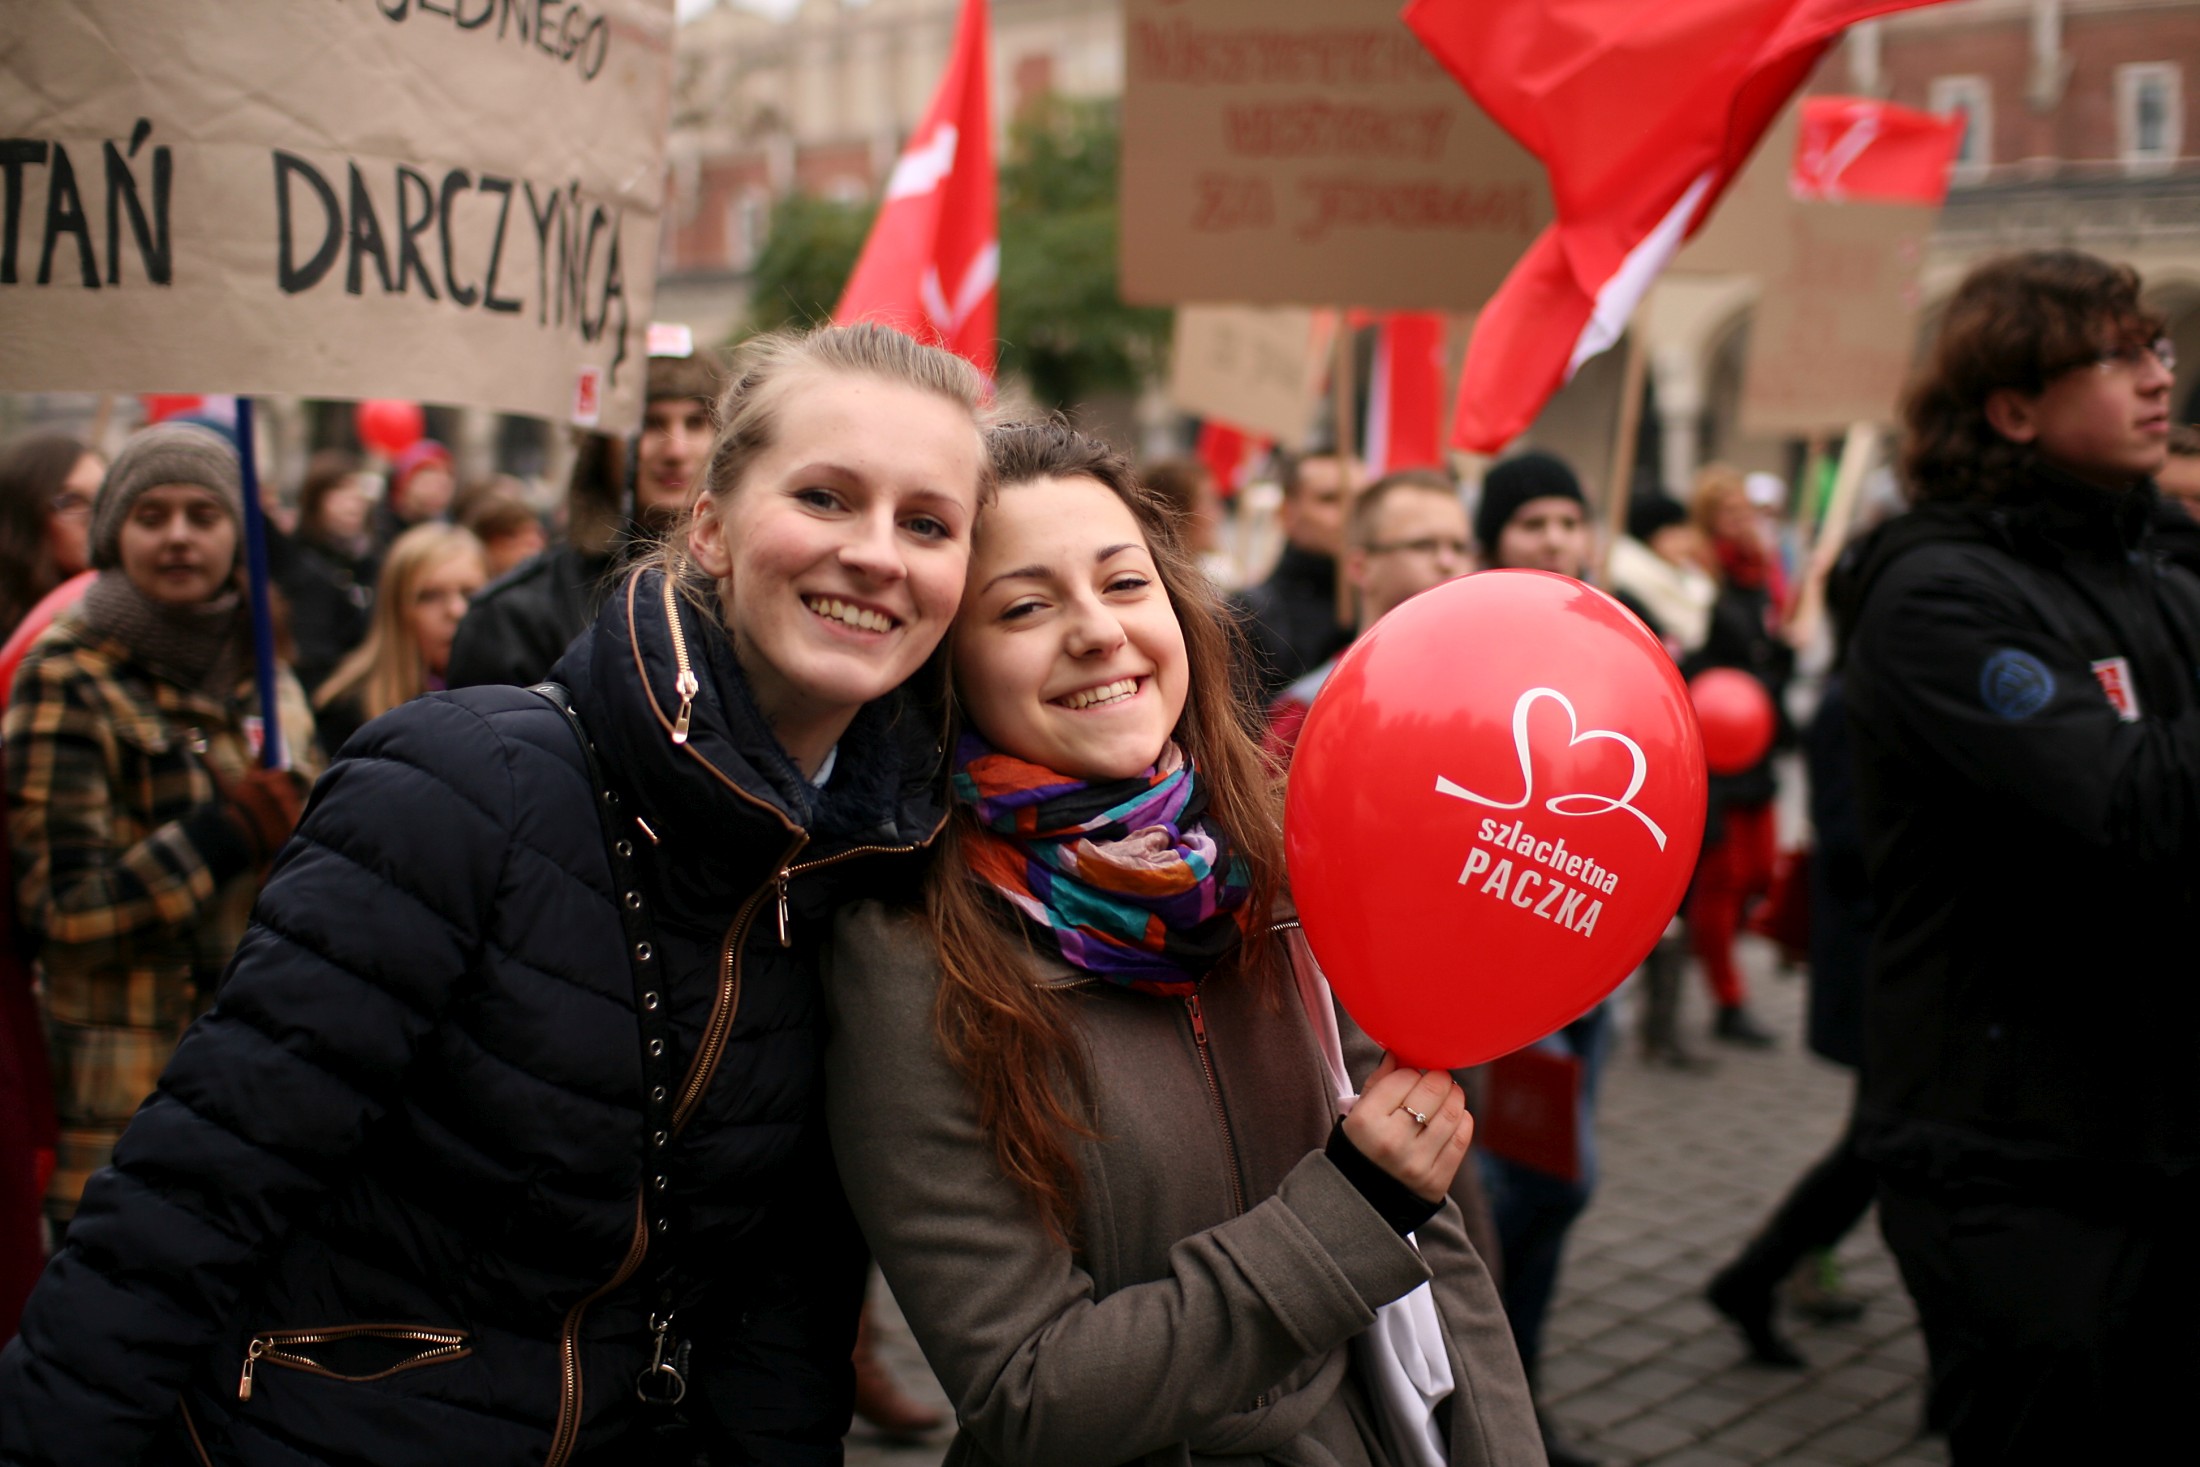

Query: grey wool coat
[{"left": 823, "top": 902, "right": 1545, "bottom": 1467}]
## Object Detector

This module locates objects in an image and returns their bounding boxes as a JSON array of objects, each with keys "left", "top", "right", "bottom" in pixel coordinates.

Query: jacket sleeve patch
[{"left": 1979, "top": 648, "right": 2056, "bottom": 720}]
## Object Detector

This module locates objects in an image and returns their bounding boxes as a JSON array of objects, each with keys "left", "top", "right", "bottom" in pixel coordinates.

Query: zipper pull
[
  {"left": 671, "top": 669, "right": 699, "bottom": 746},
  {"left": 239, "top": 1338, "right": 267, "bottom": 1401},
  {"left": 1186, "top": 993, "right": 1209, "bottom": 1047},
  {"left": 775, "top": 869, "right": 792, "bottom": 948}
]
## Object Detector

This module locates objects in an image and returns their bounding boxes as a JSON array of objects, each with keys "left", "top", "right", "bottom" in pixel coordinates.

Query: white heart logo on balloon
[{"left": 1433, "top": 686, "right": 1669, "bottom": 850}]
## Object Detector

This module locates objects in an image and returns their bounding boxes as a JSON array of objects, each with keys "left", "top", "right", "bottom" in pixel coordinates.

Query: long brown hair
[
  {"left": 1902, "top": 250, "right": 2164, "bottom": 505},
  {"left": 928, "top": 421, "right": 1286, "bottom": 1242},
  {"left": 0, "top": 432, "right": 95, "bottom": 631}
]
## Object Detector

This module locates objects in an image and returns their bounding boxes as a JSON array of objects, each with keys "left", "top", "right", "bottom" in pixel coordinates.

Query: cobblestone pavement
[{"left": 846, "top": 940, "right": 1944, "bottom": 1467}]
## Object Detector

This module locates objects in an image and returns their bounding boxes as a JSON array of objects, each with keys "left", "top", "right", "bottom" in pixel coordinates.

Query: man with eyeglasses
[
  {"left": 1262, "top": 467, "right": 1471, "bottom": 761},
  {"left": 1831, "top": 251, "right": 2198, "bottom": 1460}
]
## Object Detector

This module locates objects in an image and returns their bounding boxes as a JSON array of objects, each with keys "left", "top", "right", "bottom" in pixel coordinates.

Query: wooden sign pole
[
  {"left": 1598, "top": 329, "right": 1650, "bottom": 585},
  {"left": 1333, "top": 315, "right": 1361, "bottom": 627}
]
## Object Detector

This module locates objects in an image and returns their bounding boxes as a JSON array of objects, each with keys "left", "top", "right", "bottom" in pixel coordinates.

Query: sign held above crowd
[
  {"left": 1119, "top": 0, "right": 1552, "bottom": 311},
  {"left": 0, "top": 0, "right": 676, "bottom": 433}
]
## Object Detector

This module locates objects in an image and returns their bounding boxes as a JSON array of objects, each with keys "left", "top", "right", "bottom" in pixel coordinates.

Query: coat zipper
[
  {"left": 670, "top": 831, "right": 804, "bottom": 1134},
  {"left": 237, "top": 1324, "right": 470, "bottom": 1400},
  {"left": 1185, "top": 992, "right": 1268, "bottom": 1409},
  {"left": 544, "top": 1194, "right": 650, "bottom": 1467},
  {"left": 663, "top": 582, "right": 701, "bottom": 745},
  {"left": 1183, "top": 994, "right": 1246, "bottom": 1218}
]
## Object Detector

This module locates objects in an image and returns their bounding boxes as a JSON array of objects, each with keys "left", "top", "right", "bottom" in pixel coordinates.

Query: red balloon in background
[
  {"left": 355, "top": 399, "right": 425, "bottom": 458},
  {"left": 1285, "top": 570, "right": 1708, "bottom": 1068},
  {"left": 1689, "top": 668, "right": 1777, "bottom": 776}
]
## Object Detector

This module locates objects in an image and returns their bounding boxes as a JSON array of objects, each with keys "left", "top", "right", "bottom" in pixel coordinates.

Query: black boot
[
  {"left": 1706, "top": 1261, "right": 1805, "bottom": 1368},
  {"left": 1713, "top": 1003, "right": 1777, "bottom": 1048}
]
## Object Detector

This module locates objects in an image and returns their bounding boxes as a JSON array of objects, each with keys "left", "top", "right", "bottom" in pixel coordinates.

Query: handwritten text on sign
[
  {"left": 0, "top": 0, "right": 673, "bottom": 432},
  {"left": 1120, "top": 0, "right": 1551, "bottom": 310}
]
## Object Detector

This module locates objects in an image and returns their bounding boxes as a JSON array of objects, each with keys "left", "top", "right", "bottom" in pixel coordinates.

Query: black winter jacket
[
  {"left": 1835, "top": 466, "right": 2200, "bottom": 1194},
  {"left": 0, "top": 568, "right": 948, "bottom": 1465},
  {"left": 1230, "top": 545, "right": 1351, "bottom": 703},
  {"left": 447, "top": 537, "right": 632, "bottom": 691}
]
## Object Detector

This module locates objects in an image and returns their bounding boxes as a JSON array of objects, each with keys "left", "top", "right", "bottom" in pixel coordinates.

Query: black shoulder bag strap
[{"left": 528, "top": 683, "right": 691, "bottom": 1408}]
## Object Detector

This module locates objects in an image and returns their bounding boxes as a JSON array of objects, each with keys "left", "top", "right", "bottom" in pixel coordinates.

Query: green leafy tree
[
  {"left": 740, "top": 193, "right": 875, "bottom": 338},
  {"left": 998, "top": 98, "right": 1170, "bottom": 410},
  {"left": 734, "top": 98, "right": 1169, "bottom": 411}
]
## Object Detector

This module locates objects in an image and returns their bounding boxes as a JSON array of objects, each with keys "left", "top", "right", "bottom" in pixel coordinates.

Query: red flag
[
  {"left": 1791, "top": 96, "right": 1963, "bottom": 204},
  {"left": 1196, "top": 420, "right": 1267, "bottom": 496},
  {"left": 1362, "top": 313, "right": 1448, "bottom": 474},
  {"left": 833, "top": 0, "right": 997, "bottom": 375},
  {"left": 1403, "top": 0, "right": 1950, "bottom": 453}
]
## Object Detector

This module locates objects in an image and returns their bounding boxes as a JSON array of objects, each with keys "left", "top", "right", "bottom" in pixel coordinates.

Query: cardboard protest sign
[
  {"left": 1120, "top": 0, "right": 1551, "bottom": 310},
  {"left": 1738, "top": 200, "right": 1933, "bottom": 435},
  {"left": 0, "top": 0, "right": 675, "bottom": 432},
  {"left": 1167, "top": 305, "right": 1327, "bottom": 444},
  {"left": 1670, "top": 105, "right": 1934, "bottom": 434}
]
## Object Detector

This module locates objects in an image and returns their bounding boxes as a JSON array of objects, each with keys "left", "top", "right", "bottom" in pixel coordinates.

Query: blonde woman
[
  {"left": 0, "top": 324, "right": 991, "bottom": 1465},
  {"left": 312, "top": 522, "right": 488, "bottom": 754}
]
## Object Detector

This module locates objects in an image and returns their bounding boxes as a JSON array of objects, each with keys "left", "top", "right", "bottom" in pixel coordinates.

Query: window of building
[
  {"left": 1929, "top": 75, "right": 1992, "bottom": 186},
  {"left": 2118, "top": 63, "right": 2182, "bottom": 176},
  {"left": 724, "top": 189, "right": 770, "bottom": 271}
]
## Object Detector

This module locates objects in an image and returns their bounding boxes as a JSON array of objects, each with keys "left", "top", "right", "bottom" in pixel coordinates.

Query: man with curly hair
[{"left": 1832, "top": 250, "right": 2198, "bottom": 1460}]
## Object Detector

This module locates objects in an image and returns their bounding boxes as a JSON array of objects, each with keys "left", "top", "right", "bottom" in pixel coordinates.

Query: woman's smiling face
[
  {"left": 688, "top": 368, "right": 983, "bottom": 759},
  {"left": 950, "top": 474, "right": 1189, "bottom": 781}
]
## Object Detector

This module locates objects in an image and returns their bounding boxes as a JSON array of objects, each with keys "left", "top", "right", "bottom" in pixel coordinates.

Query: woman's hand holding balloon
[{"left": 1341, "top": 1053, "right": 1473, "bottom": 1203}]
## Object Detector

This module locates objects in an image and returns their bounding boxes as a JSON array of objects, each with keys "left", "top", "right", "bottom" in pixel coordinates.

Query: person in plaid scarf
[{"left": 3, "top": 423, "right": 318, "bottom": 1233}]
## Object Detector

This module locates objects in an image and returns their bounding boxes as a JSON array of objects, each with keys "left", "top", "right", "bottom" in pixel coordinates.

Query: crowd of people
[{"left": 0, "top": 245, "right": 2189, "bottom": 1465}]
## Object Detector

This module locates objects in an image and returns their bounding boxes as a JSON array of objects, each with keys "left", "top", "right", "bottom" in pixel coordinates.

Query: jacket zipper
[
  {"left": 237, "top": 1324, "right": 469, "bottom": 1400},
  {"left": 670, "top": 831, "right": 805, "bottom": 1134},
  {"left": 544, "top": 1194, "right": 650, "bottom": 1467},
  {"left": 1183, "top": 994, "right": 1246, "bottom": 1218},
  {"left": 1185, "top": 992, "right": 1268, "bottom": 1409},
  {"left": 663, "top": 582, "right": 701, "bottom": 745}
]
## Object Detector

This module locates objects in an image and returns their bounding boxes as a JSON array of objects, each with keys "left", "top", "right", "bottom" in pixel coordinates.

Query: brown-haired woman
[
  {"left": 0, "top": 323, "right": 993, "bottom": 1464},
  {"left": 823, "top": 421, "right": 1540, "bottom": 1466},
  {"left": 0, "top": 432, "right": 103, "bottom": 646},
  {"left": 275, "top": 448, "right": 380, "bottom": 692}
]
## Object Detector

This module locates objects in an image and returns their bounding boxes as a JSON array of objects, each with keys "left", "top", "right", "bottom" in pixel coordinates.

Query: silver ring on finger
[{"left": 1406, "top": 1106, "right": 1430, "bottom": 1127}]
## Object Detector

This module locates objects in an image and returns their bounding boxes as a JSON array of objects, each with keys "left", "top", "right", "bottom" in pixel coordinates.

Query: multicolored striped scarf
[{"left": 952, "top": 733, "right": 1253, "bottom": 995}]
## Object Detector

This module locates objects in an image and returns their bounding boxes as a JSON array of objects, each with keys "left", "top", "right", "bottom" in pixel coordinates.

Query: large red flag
[
  {"left": 833, "top": 0, "right": 997, "bottom": 375},
  {"left": 1791, "top": 96, "right": 1964, "bottom": 204},
  {"left": 1362, "top": 313, "right": 1448, "bottom": 474},
  {"left": 1403, "top": 0, "right": 1950, "bottom": 453}
]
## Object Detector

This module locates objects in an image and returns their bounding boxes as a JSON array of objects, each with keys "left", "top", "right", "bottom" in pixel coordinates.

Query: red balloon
[
  {"left": 1689, "top": 668, "right": 1777, "bottom": 776},
  {"left": 1285, "top": 570, "right": 1708, "bottom": 1068},
  {"left": 355, "top": 399, "right": 425, "bottom": 458}
]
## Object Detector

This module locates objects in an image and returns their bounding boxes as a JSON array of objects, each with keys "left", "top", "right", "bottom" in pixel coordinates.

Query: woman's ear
[
  {"left": 688, "top": 492, "right": 732, "bottom": 580},
  {"left": 1984, "top": 387, "right": 2041, "bottom": 446}
]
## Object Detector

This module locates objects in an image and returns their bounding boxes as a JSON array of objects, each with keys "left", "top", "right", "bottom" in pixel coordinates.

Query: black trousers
[
  {"left": 1721, "top": 1102, "right": 1876, "bottom": 1289},
  {"left": 1878, "top": 1175, "right": 2200, "bottom": 1464}
]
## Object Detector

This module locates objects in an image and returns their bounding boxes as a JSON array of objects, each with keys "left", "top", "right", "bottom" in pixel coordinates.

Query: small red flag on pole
[
  {"left": 1791, "top": 96, "right": 1965, "bottom": 205},
  {"left": 833, "top": 0, "right": 997, "bottom": 377}
]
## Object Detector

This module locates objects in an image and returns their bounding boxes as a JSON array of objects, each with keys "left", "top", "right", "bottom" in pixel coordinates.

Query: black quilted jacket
[{"left": 0, "top": 569, "right": 948, "bottom": 1466}]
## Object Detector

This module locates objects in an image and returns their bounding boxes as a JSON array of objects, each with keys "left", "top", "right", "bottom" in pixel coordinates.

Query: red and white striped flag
[
  {"left": 1403, "top": 0, "right": 1952, "bottom": 453},
  {"left": 1196, "top": 420, "right": 1266, "bottom": 495},
  {"left": 1791, "top": 95, "right": 1964, "bottom": 204},
  {"left": 1362, "top": 313, "right": 1448, "bottom": 475},
  {"left": 834, "top": 0, "right": 997, "bottom": 376}
]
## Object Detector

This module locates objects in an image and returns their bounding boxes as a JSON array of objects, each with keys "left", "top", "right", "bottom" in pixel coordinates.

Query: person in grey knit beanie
[{"left": 90, "top": 423, "right": 246, "bottom": 572}]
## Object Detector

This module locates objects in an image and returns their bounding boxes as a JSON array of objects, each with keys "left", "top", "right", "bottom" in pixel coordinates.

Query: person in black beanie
[
  {"left": 1474, "top": 451, "right": 1589, "bottom": 573},
  {"left": 3, "top": 423, "right": 320, "bottom": 1232}
]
